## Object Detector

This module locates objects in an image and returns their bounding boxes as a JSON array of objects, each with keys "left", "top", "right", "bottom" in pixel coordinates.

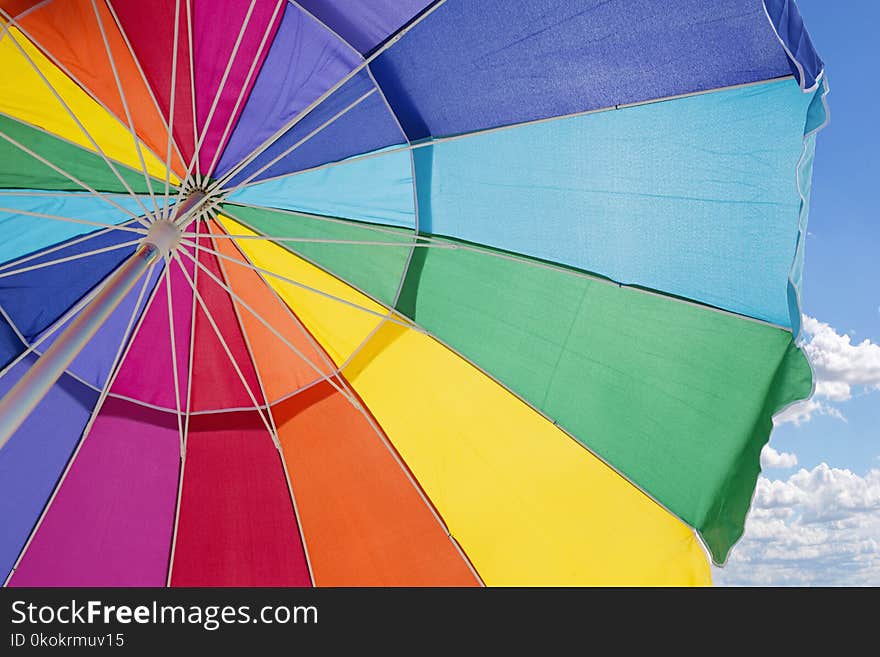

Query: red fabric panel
[
  {"left": 170, "top": 411, "right": 310, "bottom": 586},
  {"left": 109, "top": 0, "right": 195, "bottom": 165},
  {"left": 190, "top": 223, "right": 262, "bottom": 411}
]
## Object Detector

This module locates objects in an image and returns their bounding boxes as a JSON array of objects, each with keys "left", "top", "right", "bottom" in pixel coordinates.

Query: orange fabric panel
[
  {"left": 273, "top": 381, "right": 479, "bottom": 587},
  {"left": 15, "top": 0, "right": 183, "bottom": 176},
  {"left": 207, "top": 220, "right": 334, "bottom": 403}
]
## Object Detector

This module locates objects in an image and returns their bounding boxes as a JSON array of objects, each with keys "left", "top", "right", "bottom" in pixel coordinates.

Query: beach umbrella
[{"left": 0, "top": 0, "right": 826, "bottom": 586}]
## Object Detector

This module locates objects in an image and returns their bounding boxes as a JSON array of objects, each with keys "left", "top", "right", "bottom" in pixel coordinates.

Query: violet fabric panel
[
  {"left": 112, "top": 248, "right": 194, "bottom": 410},
  {"left": 296, "top": 0, "right": 434, "bottom": 54},
  {"left": 35, "top": 264, "right": 163, "bottom": 390},
  {"left": 193, "top": 0, "right": 284, "bottom": 174},
  {"left": 9, "top": 398, "right": 180, "bottom": 586},
  {"left": 0, "top": 356, "right": 97, "bottom": 581},
  {"left": 214, "top": 3, "right": 360, "bottom": 178},
  {"left": 110, "top": 0, "right": 195, "bottom": 165}
]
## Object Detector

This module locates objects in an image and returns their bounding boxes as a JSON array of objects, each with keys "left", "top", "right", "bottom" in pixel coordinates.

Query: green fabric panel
[
  {"left": 221, "top": 203, "right": 413, "bottom": 306},
  {"left": 215, "top": 202, "right": 811, "bottom": 563},
  {"left": 396, "top": 238, "right": 811, "bottom": 564},
  {"left": 0, "top": 115, "right": 162, "bottom": 194}
]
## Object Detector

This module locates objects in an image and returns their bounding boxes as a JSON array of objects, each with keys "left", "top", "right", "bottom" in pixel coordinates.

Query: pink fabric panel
[
  {"left": 9, "top": 398, "right": 180, "bottom": 586},
  {"left": 112, "top": 252, "right": 194, "bottom": 410},
  {"left": 193, "top": 0, "right": 284, "bottom": 174}
]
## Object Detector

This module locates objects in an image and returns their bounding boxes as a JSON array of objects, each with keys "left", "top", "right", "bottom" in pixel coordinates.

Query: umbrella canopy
[{"left": 0, "top": 0, "right": 826, "bottom": 586}]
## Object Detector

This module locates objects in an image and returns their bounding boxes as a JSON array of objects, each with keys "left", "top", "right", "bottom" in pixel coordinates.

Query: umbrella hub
[{"left": 143, "top": 219, "right": 183, "bottom": 257}]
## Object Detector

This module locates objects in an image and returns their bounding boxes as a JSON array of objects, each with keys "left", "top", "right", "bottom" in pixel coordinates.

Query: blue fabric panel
[
  {"left": 0, "top": 313, "right": 23, "bottom": 371},
  {"left": 214, "top": 2, "right": 360, "bottom": 178},
  {"left": 295, "top": 0, "right": 433, "bottom": 54},
  {"left": 35, "top": 263, "right": 163, "bottom": 389},
  {"left": 419, "top": 78, "right": 818, "bottom": 327},
  {"left": 371, "top": 0, "right": 796, "bottom": 140},
  {"left": 228, "top": 70, "right": 404, "bottom": 186},
  {"left": 0, "top": 355, "right": 98, "bottom": 581},
  {"left": 228, "top": 146, "right": 415, "bottom": 228},
  {"left": 763, "top": 0, "right": 824, "bottom": 90},
  {"left": 0, "top": 193, "right": 148, "bottom": 267},
  {"left": 0, "top": 227, "right": 138, "bottom": 342}
]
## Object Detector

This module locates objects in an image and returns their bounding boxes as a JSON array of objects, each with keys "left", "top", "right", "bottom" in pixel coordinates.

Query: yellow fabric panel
[
  {"left": 218, "top": 215, "right": 711, "bottom": 585},
  {"left": 216, "top": 214, "right": 387, "bottom": 366},
  {"left": 0, "top": 26, "right": 174, "bottom": 183},
  {"left": 345, "top": 323, "right": 712, "bottom": 585}
]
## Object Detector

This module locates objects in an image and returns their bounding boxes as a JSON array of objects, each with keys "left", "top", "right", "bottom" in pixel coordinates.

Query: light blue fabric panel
[
  {"left": 228, "top": 147, "right": 415, "bottom": 228},
  {"left": 420, "top": 78, "right": 819, "bottom": 327},
  {"left": 0, "top": 193, "right": 148, "bottom": 266}
]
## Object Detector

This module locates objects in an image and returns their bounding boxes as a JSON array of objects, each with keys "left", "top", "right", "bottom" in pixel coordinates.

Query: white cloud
[
  {"left": 715, "top": 464, "right": 880, "bottom": 586},
  {"left": 774, "top": 316, "right": 880, "bottom": 425},
  {"left": 761, "top": 445, "right": 798, "bottom": 469}
]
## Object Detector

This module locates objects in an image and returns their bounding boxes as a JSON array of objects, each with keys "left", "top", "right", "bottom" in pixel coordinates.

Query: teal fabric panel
[
  {"left": 228, "top": 147, "right": 414, "bottom": 228},
  {"left": 418, "top": 78, "right": 819, "bottom": 327}
]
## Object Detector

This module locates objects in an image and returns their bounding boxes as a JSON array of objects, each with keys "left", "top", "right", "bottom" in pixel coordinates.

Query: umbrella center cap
[{"left": 144, "top": 220, "right": 183, "bottom": 257}]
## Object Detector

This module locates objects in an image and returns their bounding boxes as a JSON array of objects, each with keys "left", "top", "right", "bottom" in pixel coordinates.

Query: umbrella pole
[{"left": 0, "top": 192, "right": 206, "bottom": 450}]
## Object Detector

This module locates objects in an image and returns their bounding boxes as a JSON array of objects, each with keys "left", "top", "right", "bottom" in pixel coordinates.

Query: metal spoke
[
  {"left": 177, "top": 236, "right": 419, "bottom": 332},
  {"left": 91, "top": 0, "right": 162, "bottom": 217},
  {"left": 0, "top": 205, "right": 148, "bottom": 234},
  {"left": 0, "top": 239, "right": 140, "bottom": 279},
  {"left": 209, "top": 0, "right": 449, "bottom": 192},
  {"left": 0, "top": 15, "right": 157, "bottom": 222},
  {"left": 0, "top": 128, "right": 152, "bottom": 227}
]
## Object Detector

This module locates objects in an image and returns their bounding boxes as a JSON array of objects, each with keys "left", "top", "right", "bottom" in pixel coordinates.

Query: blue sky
[{"left": 715, "top": 0, "right": 880, "bottom": 586}]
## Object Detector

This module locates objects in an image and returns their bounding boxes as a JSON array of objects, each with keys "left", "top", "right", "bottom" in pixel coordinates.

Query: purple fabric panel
[
  {"left": 193, "top": 0, "right": 284, "bottom": 175},
  {"left": 0, "top": 356, "right": 98, "bottom": 581},
  {"left": 214, "top": 3, "right": 360, "bottom": 177},
  {"left": 34, "top": 264, "right": 163, "bottom": 390},
  {"left": 296, "top": 0, "right": 433, "bottom": 53},
  {"left": 112, "top": 246, "right": 194, "bottom": 410},
  {"left": 9, "top": 398, "right": 179, "bottom": 587}
]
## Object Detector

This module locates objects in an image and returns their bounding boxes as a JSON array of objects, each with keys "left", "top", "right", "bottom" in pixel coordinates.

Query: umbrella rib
[
  {"left": 0, "top": 239, "right": 141, "bottom": 279},
  {"left": 228, "top": 74, "right": 796, "bottom": 193},
  {"left": 181, "top": 0, "right": 257, "bottom": 183},
  {"left": 177, "top": 237, "right": 419, "bottom": 332},
  {"left": 161, "top": 0, "right": 182, "bottom": 221},
  {"left": 165, "top": 215, "right": 203, "bottom": 586},
  {"left": 0, "top": 206, "right": 148, "bottom": 235},
  {"left": 0, "top": 206, "right": 149, "bottom": 236},
  {"left": 202, "top": 0, "right": 285, "bottom": 179},
  {"left": 206, "top": 221, "right": 317, "bottom": 585},
  {"left": 224, "top": 88, "right": 377, "bottom": 194},
  {"left": 0, "top": 129, "right": 153, "bottom": 226},
  {"left": 178, "top": 233, "right": 452, "bottom": 248},
  {"left": 0, "top": 302, "right": 28, "bottom": 348},
  {"left": 209, "top": 0, "right": 448, "bottom": 192},
  {"left": 0, "top": 218, "right": 142, "bottom": 273},
  {"left": 163, "top": 254, "right": 186, "bottom": 454},
  {"left": 184, "top": 0, "right": 200, "bottom": 185},
  {"left": 177, "top": 244, "right": 357, "bottom": 405},
  {"left": 0, "top": 15, "right": 157, "bottom": 223},
  {"left": 2, "top": 261, "right": 160, "bottom": 586},
  {"left": 5, "top": 3, "right": 176, "bottom": 187},
  {"left": 221, "top": 202, "right": 792, "bottom": 331},
  {"left": 91, "top": 0, "right": 162, "bottom": 218},
  {"left": 171, "top": 249, "right": 276, "bottom": 436},
  {"left": 102, "top": 0, "right": 187, "bottom": 176}
]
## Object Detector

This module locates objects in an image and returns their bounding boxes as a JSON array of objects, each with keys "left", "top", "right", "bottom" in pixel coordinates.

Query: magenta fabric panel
[
  {"left": 112, "top": 250, "right": 194, "bottom": 411},
  {"left": 193, "top": 0, "right": 284, "bottom": 175},
  {"left": 110, "top": 0, "right": 195, "bottom": 165},
  {"left": 213, "top": 3, "right": 360, "bottom": 177},
  {"left": 9, "top": 398, "right": 180, "bottom": 586}
]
